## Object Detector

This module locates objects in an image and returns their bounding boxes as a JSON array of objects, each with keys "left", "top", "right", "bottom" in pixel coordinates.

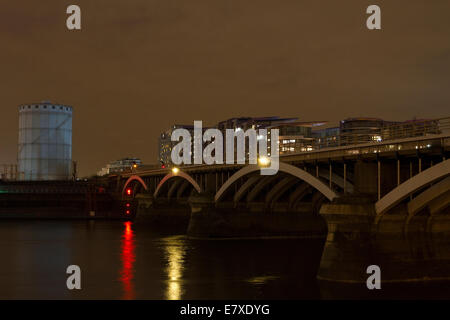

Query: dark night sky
[{"left": 1, "top": 0, "right": 449, "bottom": 176}]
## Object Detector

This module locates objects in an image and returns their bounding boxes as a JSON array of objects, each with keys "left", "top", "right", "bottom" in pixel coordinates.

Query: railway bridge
[{"left": 107, "top": 132, "right": 450, "bottom": 283}]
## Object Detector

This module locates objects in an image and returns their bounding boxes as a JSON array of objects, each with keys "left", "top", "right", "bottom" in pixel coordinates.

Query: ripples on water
[{"left": 0, "top": 220, "right": 448, "bottom": 299}]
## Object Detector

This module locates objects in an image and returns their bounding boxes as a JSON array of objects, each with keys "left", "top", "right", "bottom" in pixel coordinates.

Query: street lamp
[
  {"left": 258, "top": 156, "right": 270, "bottom": 167},
  {"left": 172, "top": 167, "right": 180, "bottom": 174}
]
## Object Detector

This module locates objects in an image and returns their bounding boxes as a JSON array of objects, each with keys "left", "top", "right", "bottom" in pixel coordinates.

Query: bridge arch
[
  {"left": 154, "top": 170, "right": 202, "bottom": 198},
  {"left": 318, "top": 168, "right": 354, "bottom": 193},
  {"left": 215, "top": 163, "right": 337, "bottom": 202},
  {"left": 407, "top": 177, "right": 450, "bottom": 217},
  {"left": 122, "top": 175, "right": 148, "bottom": 195},
  {"left": 375, "top": 159, "right": 450, "bottom": 216}
]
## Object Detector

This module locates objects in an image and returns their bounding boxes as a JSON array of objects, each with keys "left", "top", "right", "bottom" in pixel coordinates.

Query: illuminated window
[{"left": 371, "top": 135, "right": 382, "bottom": 142}]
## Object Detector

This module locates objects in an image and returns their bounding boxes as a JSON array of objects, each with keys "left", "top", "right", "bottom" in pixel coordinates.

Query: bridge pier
[
  {"left": 318, "top": 197, "right": 450, "bottom": 283},
  {"left": 317, "top": 197, "right": 376, "bottom": 283},
  {"left": 187, "top": 192, "right": 327, "bottom": 239},
  {"left": 186, "top": 192, "right": 220, "bottom": 237},
  {"left": 134, "top": 193, "right": 191, "bottom": 232},
  {"left": 134, "top": 193, "right": 154, "bottom": 222}
]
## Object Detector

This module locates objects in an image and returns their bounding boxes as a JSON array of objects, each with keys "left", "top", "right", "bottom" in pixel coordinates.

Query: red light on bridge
[
  {"left": 125, "top": 203, "right": 131, "bottom": 215},
  {"left": 126, "top": 188, "right": 133, "bottom": 196}
]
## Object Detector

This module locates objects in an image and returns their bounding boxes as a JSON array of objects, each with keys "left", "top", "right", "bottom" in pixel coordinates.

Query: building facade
[
  {"left": 312, "top": 125, "right": 340, "bottom": 149},
  {"left": 157, "top": 116, "right": 442, "bottom": 164},
  {"left": 338, "top": 118, "right": 400, "bottom": 146},
  {"left": 159, "top": 117, "right": 326, "bottom": 163},
  {"left": 97, "top": 158, "right": 141, "bottom": 176},
  {"left": 381, "top": 118, "right": 440, "bottom": 140},
  {"left": 158, "top": 124, "right": 195, "bottom": 167},
  {"left": 275, "top": 122, "right": 325, "bottom": 154}
]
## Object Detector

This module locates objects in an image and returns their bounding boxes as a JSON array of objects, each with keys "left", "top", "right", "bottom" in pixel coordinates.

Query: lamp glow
[
  {"left": 172, "top": 167, "right": 180, "bottom": 174},
  {"left": 258, "top": 156, "right": 270, "bottom": 167}
]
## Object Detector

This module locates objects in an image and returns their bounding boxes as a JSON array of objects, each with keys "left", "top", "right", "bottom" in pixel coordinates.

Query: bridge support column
[
  {"left": 204, "top": 173, "right": 217, "bottom": 193},
  {"left": 354, "top": 161, "right": 377, "bottom": 195},
  {"left": 134, "top": 192, "right": 191, "bottom": 231},
  {"left": 318, "top": 197, "right": 376, "bottom": 283},
  {"left": 378, "top": 160, "right": 381, "bottom": 200},
  {"left": 343, "top": 162, "right": 347, "bottom": 194},
  {"left": 319, "top": 196, "right": 450, "bottom": 283},
  {"left": 187, "top": 191, "right": 328, "bottom": 239},
  {"left": 134, "top": 193, "right": 154, "bottom": 222},
  {"left": 329, "top": 162, "right": 332, "bottom": 188},
  {"left": 187, "top": 192, "right": 218, "bottom": 238}
]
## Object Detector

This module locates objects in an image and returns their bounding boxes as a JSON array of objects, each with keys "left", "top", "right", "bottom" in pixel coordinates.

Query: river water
[{"left": 0, "top": 220, "right": 448, "bottom": 300}]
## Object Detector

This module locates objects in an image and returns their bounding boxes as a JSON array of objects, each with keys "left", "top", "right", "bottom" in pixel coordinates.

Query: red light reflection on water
[{"left": 120, "top": 221, "right": 136, "bottom": 299}]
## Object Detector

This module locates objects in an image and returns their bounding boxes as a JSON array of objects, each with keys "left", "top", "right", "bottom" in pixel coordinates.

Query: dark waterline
[{"left": 0, "top": 220, "right": 449, "bottom": 300}]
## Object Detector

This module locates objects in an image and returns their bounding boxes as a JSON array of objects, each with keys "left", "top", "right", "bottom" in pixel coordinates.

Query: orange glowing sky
[{"left": 1, "top": 1, "right": 449, "bottom": 176}]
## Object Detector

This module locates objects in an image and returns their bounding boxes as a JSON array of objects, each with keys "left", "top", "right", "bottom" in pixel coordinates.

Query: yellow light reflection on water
[{"left": 163, "top": 237, "right": 185, "bottom": 300}]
